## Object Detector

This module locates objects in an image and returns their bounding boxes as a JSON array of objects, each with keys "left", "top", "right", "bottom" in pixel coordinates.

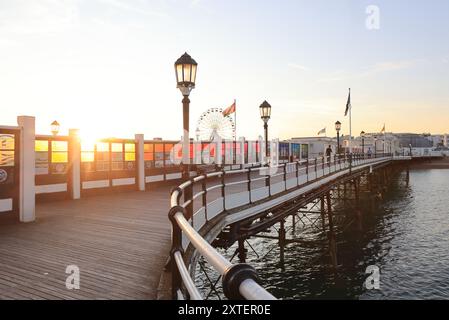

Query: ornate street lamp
[
  {"left": 360, "top": 131, "right": 365, "bottom": 155},
  {"left": 51, "top": 120, "right": 60, "bottom": 136},
  {"left": 335, "top": 121, "right": 341, "bottom": 154},
  {"left": 259, "top": 100, "right": 271, "bottom": 160},
  {"left": 174, "top": 52, "right": 198, "bottom": 181}
]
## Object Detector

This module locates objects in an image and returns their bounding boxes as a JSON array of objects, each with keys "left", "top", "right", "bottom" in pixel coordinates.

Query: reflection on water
[{"left": 197, "top": 169, "right": 449, "bottom": 299}]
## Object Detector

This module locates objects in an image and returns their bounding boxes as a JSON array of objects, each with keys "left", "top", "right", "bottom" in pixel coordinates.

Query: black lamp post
[
  {"left": 259, "top": 101, "right": 271, "bottom": 162},
  {"left": 360, "top": 131, "right": 365, "bottom": 155},
  {"left": 335, "top": 121, "right": 341, "bottom": 154},
  {"left": 174, "top": 52, "right": 198, "bottom": 182},
  {"left": 51, "top": 120, "right": 60, "bottom": 136}
]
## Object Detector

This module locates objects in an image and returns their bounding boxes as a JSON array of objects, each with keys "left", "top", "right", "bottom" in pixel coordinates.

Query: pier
[
  {"left": 0, "top": 117, "right": 442, "bottom": 300},
  {"left": 167, "top": 154, "right": 412, "bottom": 300}
]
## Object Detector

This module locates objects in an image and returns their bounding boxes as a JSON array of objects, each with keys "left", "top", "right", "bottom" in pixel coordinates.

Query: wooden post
[
  {"left": 69, "top": 129, "right": 81, "bottom": 199},
  {"left": 17, "top": 116, "right": 35, "bottom": 223},
  {"left": 135, "top": 134, "right": 145, "bottom": 191}
]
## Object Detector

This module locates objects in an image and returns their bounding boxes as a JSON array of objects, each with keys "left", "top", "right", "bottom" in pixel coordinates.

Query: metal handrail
[{"left": 168, "top": 153, "right": 393, "bottom": 300}]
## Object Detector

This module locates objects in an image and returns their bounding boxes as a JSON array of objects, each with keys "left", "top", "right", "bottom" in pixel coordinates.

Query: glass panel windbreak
[
  {"left": 95, "top": 142, "right": 110, "bottom": 171},
  {"left": 81, "top": 141, "right": 95, "bottom": 163},
  {"left": 48, "top": 141, "right": 68, "bottom": 174},
  {"left": 51, "top": 141, "right": 68, "bottom": 164},
  {"left": 164, "top": 144, "right": 174, "bottom": 166},
  {"left": 111, "top": 143, "right": 124, "bottom": 170},
  {"left": 0, "top": 134, "right": 15, "bottom": 150},
  {"left": 0, "top": 134, "right": 15, "bottom": 167},
  {"left": 144, "top": 143, "right": 154, "bottom": 169},
  {"left": 35, "top": 140, "right": 49, "bottom": 174},
  {"left": 154, "top": 143, "right": 164, "bottom": 168},
  {"left": 0, "top": 151, "right": 14, "bottom": 167},
  {"left": 125, "top": 143, "right": 136, "bottom": 164}
]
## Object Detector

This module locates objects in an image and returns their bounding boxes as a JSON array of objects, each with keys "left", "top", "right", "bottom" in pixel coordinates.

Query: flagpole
[
  {"left": 349, "top": 88, "right": 352, "bottom": 154},
  {"left": 234, "top": 99, "right": 237, "bottom": 164}
]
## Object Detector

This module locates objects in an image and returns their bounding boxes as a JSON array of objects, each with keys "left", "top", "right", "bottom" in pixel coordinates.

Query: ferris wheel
[{"left": 196, "top": 108, "right": 235, "bottom": 141}]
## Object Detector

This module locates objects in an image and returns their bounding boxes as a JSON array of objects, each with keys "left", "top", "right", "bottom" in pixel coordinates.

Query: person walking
[{"left": 326, "top": 145, "right": 333, "bottom": 165}]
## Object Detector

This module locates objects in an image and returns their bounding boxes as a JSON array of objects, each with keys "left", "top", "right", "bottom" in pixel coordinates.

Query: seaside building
[{"left": 289, "top": 137, "right": 337, "bottom": 158}]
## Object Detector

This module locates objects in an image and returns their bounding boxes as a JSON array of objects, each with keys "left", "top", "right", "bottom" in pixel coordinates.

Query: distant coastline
[{"left": 410, "top": 157, "right": 449, "bottom": 169}]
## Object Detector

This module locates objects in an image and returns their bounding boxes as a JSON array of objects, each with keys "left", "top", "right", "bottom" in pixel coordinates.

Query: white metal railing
[{"left": 168, "top": 153, "right": 393, "bottom": 300}]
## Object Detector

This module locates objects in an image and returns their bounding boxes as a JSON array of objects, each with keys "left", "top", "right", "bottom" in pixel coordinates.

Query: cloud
[
  {"left": 363, "top": 60, "right": 418, "bottom": 75},
  {"left": 96, "top": 0, "right": 169, "bottom": 18},
  {"left": 317, "top": 59, "right": 421, "bottom": 83},
  {"left": 0, "top": 0, "right": 169, "bottom": 38},
  {"left": 288, "top": 63, "right": 309, "bottom": 71},
  {"left": 0, "top": 0, "right": 80, "bottom": 36}
]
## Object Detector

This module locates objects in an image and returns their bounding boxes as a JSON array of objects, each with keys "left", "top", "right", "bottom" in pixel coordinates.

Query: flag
[
  {"left": 344, "top": 88, "right": 351, "bottom": 116},
  {"left": 380, "top": 123, "right": 385, "bottom": 133},
  {"left": 222, "top": 101, "right": 236, "bottom": 117},
  {"left": 317, "top": 127, "right": 326, "bottom": 136}
]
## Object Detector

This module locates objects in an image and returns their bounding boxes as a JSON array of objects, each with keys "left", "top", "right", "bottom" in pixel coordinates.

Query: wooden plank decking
[{"left": 0, "top": 186, "right": 172, "bottom": 300}]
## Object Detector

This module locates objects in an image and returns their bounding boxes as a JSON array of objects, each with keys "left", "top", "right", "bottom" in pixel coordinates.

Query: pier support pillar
[
  {"left": 238, "top": 239, "right": 247, "bottom": 263},
  {"left": 291, "top": 214, "right": 296, "bottom": 235},
  {"left": 279, "top": 219, "right": 286, "bottom": 266},
  {"left": 406, "top": 166, "right": 410, "bottom": 186},
  {"left": 326, "top": 191, "right": 338, "bottom": 269},
  {"left": 354, "top": 178, "right": 362, "bottom": 231},
  {"left": 320, "top": 196, "right": 326, "bottom": 231}
]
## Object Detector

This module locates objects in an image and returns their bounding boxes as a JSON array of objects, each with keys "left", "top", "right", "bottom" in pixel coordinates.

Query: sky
[{"left": 1, "top": 0, "right": 448, "bottom": 141}]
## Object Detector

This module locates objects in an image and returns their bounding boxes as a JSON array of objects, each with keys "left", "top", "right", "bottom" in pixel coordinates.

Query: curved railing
[{"left": 168, "top": 153, "right": 393, "bottom": 300}]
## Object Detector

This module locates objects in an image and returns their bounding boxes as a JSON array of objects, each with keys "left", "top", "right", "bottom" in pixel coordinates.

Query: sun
[{"left": 78, "top": 127, "right": 104, "bottom": 150}]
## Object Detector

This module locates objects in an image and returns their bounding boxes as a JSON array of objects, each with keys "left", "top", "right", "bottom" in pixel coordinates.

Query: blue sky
[{"left": 1, "top": 0, "right": 448, "bottom": 140}]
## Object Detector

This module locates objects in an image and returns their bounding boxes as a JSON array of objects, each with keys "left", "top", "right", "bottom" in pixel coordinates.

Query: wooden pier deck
[{"left": 0, "top": 186, "right": 172, "bottom": 300}]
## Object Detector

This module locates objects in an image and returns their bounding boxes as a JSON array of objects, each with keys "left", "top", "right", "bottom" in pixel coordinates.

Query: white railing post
[
  {"left": 216, "top": 136, "right": 223, "bottom": 166},
  {"left": 239, "top": 137, "right": 245, "bottom": 166},
  {"left": 270, "top": 138, "right": 279, "bottom": 167},
  {"left": 135, "top": 134, "right": 145, "bottom": 191},
  {"left": 69, "top": 129, "right": 81, "bottom": 199},
  {"left": 17, "top": 116, "right": 35, "bottom": 223},
  {"left": 258, "top": 135, "right": 265, "bottom": 165}
]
